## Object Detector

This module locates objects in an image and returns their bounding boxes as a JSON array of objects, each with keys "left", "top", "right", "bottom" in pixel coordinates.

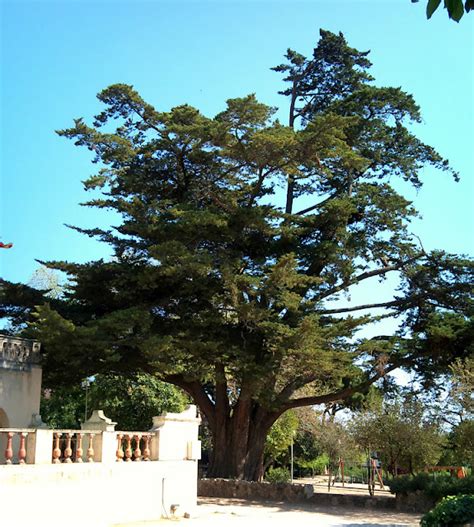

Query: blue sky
[{"left": 1, "top": 0, "right": 473, "bottom": 285}]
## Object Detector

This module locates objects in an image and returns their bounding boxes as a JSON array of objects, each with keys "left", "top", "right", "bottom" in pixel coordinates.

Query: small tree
[
  {"left": 264, "top": 410, "right": 298, "bottom": 473},
  {"left": 314, "top": 420, "right": 356, "bottom": 490},
  {"left": 352, "top": 396, "right": 445, "bottom": 476}
]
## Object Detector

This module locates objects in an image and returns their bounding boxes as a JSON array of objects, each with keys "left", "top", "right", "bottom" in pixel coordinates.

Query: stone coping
[{"left": 0, "top": 334, "right": 41, "bottom": 367}]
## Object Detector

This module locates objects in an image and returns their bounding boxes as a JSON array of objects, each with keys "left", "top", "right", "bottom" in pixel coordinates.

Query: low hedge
[
  {"left": 420, "top": 495, "right": 474, "bottom": 527},
  {"left": 388, "top": 474, "right": 474, "bottom": 501}
]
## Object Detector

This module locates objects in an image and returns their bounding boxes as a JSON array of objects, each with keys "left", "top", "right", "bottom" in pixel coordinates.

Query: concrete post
[
  {"left": 31, "top": 429, "right": 54, "bottom": 464},
  {"left": 150, "top": 405, "right": 201, "bottom": 461}
]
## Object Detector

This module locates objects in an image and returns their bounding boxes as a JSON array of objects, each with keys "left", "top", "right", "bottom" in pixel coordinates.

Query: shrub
[
  {"left": 420, "top": 495, "right": 474, "bottom": 527},
  {"left": 265, "top": 467, "right": 291, "bottom": 484},
  {"left": 388, "top": 474, "right": 474, "bottom": 501},
  {"left": 389, "top": 473, "right": 433, "bottom": 495}
]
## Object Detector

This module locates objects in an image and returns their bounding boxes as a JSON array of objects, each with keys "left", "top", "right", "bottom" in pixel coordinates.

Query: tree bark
[{"left": 206, "top": 397, "right": 278, "bottom": 481}]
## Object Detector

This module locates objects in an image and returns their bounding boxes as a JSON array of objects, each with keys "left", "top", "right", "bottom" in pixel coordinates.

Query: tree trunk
[{"left": 206, "top": 398, "right": 277, "bottom": 481}]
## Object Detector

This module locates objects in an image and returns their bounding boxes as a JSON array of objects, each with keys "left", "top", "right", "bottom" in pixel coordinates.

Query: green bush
[
  {"left": 265, "top": 467, "right": 291, "bottom": 484},
  {"left": 388, "top": 474, "right": 474, "bottom": 501},
  {"left": 420, "top": 495, "right": 474, "bottom": 527},
  {"left": 389, "top": 473, "right": 433, "bottom": 494}
]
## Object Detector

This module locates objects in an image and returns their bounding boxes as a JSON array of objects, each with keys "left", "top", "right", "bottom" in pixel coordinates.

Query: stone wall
[
  {"left": 0, "top": 335, "right": 42, "bottom": 429},
  {"left": 198, "top": 478, "right": 397, "bottom": 510},
  {"left": 1, "top": 460, "right": 198, "bottom": 527},
  {"left": 395, "top": 491, "right": 436, "bottom": 514}
]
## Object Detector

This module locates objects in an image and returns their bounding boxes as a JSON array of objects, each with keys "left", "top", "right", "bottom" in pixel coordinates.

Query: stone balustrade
[
  {"left": 0, "top": 335, "right": 41, "bottom": 370},
  {"left": 0, "top": 406, "right": 202, "bottom": 466},
  {"left": 1, "top": 406, "right": 202, "bottom": 525}
]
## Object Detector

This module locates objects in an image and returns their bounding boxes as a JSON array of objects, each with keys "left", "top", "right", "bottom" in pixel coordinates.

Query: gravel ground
[{"left": 114, "top": 497, "right": 421, "bottom": 527}]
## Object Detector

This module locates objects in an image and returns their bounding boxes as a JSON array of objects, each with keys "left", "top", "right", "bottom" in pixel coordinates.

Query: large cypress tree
[{"left": 1, "top": 30, "right": 472, "bottom": 480}]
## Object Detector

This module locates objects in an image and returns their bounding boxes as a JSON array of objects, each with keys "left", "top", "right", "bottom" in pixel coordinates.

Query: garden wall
[
  {"left": 199, "top": 478, "right": 437, "bottom": 513},
  {"left": 198, "top": 478, "right": 397, "bottom": 510}
]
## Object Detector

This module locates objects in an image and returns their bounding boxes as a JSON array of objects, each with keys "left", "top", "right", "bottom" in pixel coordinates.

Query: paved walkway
[{"left": 114, "top": 497, "right": 421, "bottom": 527}]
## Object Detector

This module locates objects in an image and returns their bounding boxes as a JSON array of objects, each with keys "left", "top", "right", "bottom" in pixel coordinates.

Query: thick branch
[
  {"left": 327, "top": 267, "right": 400, "bottom": 297},
  {"left": 164, "top": 374, "right": 216, "bottom": 429},
  {"left": 295, "top": 193, "right": 338, "bottom": 215},
  {"left": 321, "top": 299, "right": 406, "bottom": 315},
  {"left": 281, "top": 363, "right": 400, "bottom": 411},
  {"left": 316, "top": 263, "right": 404, "bottom": 301}
]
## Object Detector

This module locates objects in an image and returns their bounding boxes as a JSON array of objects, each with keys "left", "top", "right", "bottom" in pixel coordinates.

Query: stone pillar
[
  {"left": 30, "top": 429, "right": 55, "bottom": 464},
  {"left": 81, "top": 410, "right": 117, "bottom": 463},
  {"left": 150, "top": 405, "right": 201, "bottom": 461}
]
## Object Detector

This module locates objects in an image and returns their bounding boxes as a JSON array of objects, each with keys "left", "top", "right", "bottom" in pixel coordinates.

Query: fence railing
[
  {"left": 0, "top": 406, "right": 202, "bottom": 466},
  {"left": 0, "top": 428, "right": 101, "bottom": 465},
  {"left": 0, "top": 428, "right": 159, "bottom": 465}
]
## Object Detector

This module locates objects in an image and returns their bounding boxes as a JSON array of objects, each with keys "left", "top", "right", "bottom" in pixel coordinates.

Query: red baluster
[
  {"left": 116, "top": 434, "right": 124, "bottom": 462},
  {"left": 64, "top": 433, "right": 72, "bottom": 463},
  {"left": 133, "top": 434, "right": 142, "bottom": 462},
  {"left": 18, "top": 432, "right": 27, "bottom": 464},
  {"left": 75, "top": 433, "right": 83, "bottom": 463},
  {"left": 124, "top": 434, "right": 132, "bottom": 462},
  {"left": 87, "top": 433, "right": 95, "bottom": 462},
  {"left": 142, "top": 434, "right": 151, "bottom": 462},
  {"left": 52, "top": 433, "right": 61, "bottom": 464},
  {"left": 5, "top": 432, "right": 14, "bottom": 464}
]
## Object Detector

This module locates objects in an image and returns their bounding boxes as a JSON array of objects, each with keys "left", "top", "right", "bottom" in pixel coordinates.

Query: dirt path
[
  {"left": 184, "top": 498, "right": 420, "bottom": 526},
  {"left": 113, "top": 497, "right": 421, "bottom": 527}
]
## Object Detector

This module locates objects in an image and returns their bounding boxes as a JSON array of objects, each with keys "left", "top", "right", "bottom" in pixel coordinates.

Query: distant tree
[
  {"left": 28, "top": 265, "right": 65, "bottom": 300},
  {"left": 1, "top": 30, "right": 472, "bottom": 481},
  {"left": 314, "top": 420, "right": 357, "bottom": 490},
  {"left": 449, "top": 357, "right": 474, "bottom": 418},
  {"left": 40, "top": 373, "right": 188, "bottom": 430},
  {"left": 352, "top": 396, "right": 445, "bottom": 476},
  {"left": 449, "top": 420, "right": 474, "bottom": 467}
]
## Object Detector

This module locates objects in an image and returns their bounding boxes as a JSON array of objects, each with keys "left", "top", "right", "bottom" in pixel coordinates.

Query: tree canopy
[{"left": 1, "top": 30, "right": 472, "bottom": 481}]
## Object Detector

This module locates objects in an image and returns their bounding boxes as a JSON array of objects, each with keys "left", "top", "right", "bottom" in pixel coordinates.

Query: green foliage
[
  {"left": 389, "top": 473, "right": 474, "bottom": 501},
  {"left": 296, "top": 453, "right": 329, "bottom": 476},
  {"left": 40, "top": 373, "right": 187, "bottom": 430},
  {"left": 450, "top": 357, "right": 474, "bottom": 417},
  {"left": 421, "top": 495, "right": 474, "bottom": 527},
  {"left": 313, "top": 421, "right": 357, "bottom": 469},
  {"left": 352, "top": 395, "right": 445, "bottom": 475},
  {"left": 450, "top": 420, "right": 474, "bottom": 467},
  {"left": 265, "top": 410, "right": 298, "bottom": 466},
  {"left": 40, "top": 383, "right": 85, "bottom": 429},
  {"left": 265, "top": 467, "right": 291, "bottom": 484},
  {"left": 421, "top": 0, "right": 474, "bottom": 21}
]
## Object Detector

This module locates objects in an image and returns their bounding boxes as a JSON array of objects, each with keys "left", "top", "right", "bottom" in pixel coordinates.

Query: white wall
[
  {"left": 0, "top": 460, "right": 198, "bottom": 527},
  {"left": 0, "top": 365, "right": 42, "bottom": 428}
]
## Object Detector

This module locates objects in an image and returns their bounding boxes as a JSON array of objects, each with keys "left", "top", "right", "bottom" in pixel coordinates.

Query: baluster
[
  {"left": 142, "top": 434, "right": 151, "bottom": 461},
  {"left": 63, "top": 433, "right": 72, "bottom": 463},
  {"left": 18, "top": 432, "right": 27, "bottom": 464},
  {"left": 116, "top": 434, "right": 124, "bottom": 462},
  {"left": 52, "top": 433, "right": 62, "bottom": 464},
  {"left": 124, "top": 434, "right": 132, "bottom": 462},
  {"left": 133, "top": 434, "right": 142, "bottom": 461},
  {"left": 75, "top": 433, "right": 83, "bottom": 463},
  {"left": 5, "top": 432, "right": 14, "bottom": 464},
  {"left": 87, "top": 433, "right": 95, "bottom": 463}
]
